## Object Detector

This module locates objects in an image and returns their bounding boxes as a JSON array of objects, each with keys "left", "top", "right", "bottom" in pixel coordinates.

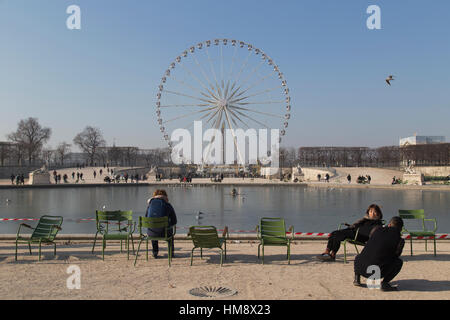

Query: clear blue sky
[{"left": 0, "top": 0, "right": 449, "bottom": 150}]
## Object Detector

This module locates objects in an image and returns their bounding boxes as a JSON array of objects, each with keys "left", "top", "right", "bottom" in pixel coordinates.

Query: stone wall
[
  {"left": 300, "top": 168, "right": 336, "bottom": 181},
  {"left": 0, "top": 166, "right": 41, "bottom": 179},
  {"left": 403, "top": 173, "right": 424, "bottom": 186},
  {"left": 413, "top": 166, "right": 450, "bottom": 177}
]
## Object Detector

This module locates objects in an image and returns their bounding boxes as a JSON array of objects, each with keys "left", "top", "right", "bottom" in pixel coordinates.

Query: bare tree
[
  {"left": 73, "top": 126, "right": 106, "bottom": 166},
  {"left": 0, "top": 142, "right": 13, "bottom": 166},
  {"left": 56, "top": 142, "right": 71, "bottom": 166},
  {"left": 41, "top": 148, "right": 54, "bottom": 166},
  {"left": 108, "top": 145, "right": 123, "bottom": 166},
  {"left": 7, "top": 117, "right": 51, "bottom": 165},
  {"left": 124, "top": 147, "right": 138, "bottom": 167}
]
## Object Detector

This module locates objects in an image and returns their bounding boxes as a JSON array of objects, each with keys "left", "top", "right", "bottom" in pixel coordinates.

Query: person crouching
[{"left": 353, "top": 216, "right": 405, "bottom": 291}]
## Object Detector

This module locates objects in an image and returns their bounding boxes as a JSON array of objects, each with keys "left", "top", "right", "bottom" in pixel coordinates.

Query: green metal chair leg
[
  {"left": 425, "top": 239, "right": 428, "bottom": 252},
  {"left": 38, "top": 240, "right": 42, "bottom": 261},
  {"left": 28, "top": 242, "right": 32, "bottom": 255},
  {"left": 344, "top": 241, "right": 347, "bottom": 264},
  {"left": 15, "top": 240, "right": 18, "bottom": 261},
  {"left": 146, "top": 239, "right": 149, "bottom": 261},
  {"left": 200, "top": 248, "right": 203, "bottom": 259},
  {"left": 120, "top": 240, "right": 123, "bottom": 253},
  {"left": 354, "top": 244, "right": 359, "bottom": 255},
  {"left": 257, "top": 244, "right": 260, "bottom": 259},
  {"left": 434, "top": 237, "right": 436, "bottom": 256},
  {"left": 127, "top": 237, "right": 130, "bottom": 260},
  {"left": 220, "top": 249, "right": 223, "bottom": 266},
  {"left": 287, "top": 244, "right": 291, "bottom": 265},
  {"left": 167, "top": 240, "right": 171, "bottom": 267},
  {"left": 262, "top": 245, "right": 264, "bottom": 265},
  {"left": 92, "top": 232, "right": 98, "bottom": 253},
  {"left": 134, "top": 239, "right": 143, "bottom": 266},
  {"left": 190, "top": 248, "right": 196, "bottom": 266},
  {"left": 102, "top": 238, "right": 105, "bottom": 261},
  {"left": 130, "top": 234, "right": 135, "bottom": 254},
  {"left": 410, "top": 237, "right": 413, "bottom": 256},
  {"left": 54, "top": 242, "right": 57, "bottom": 256}
]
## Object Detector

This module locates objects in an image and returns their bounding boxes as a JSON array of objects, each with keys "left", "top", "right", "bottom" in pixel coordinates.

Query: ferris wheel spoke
[
  {"left": 235, "top": 73, "right": 274, "bottom": 98},
  {"left": 205, "top": 48, "right": 221, "bottom": 97},
  {"left": 223, "top": 80, "right": 231, "bottom": 101},
  {"left": 220, "top": 44, "right": 224, "bottom": 86},
  {"left": 227, "top": 108, "right": 250, "bottom": 129},
  {"left": 191, "top": 53, "right": 216, "bottom": 93},
  {"left": 239, "top": 60, "right": 266, "bottom": 88},
  {"left": 229, "top": 108, "right": 270, "bottom": 129},
  {"left": 178, "top": 62, "right": 215, "bottom": 96},
  {"left": 234, "top": 100, "right": 285, "bottom": 106},
  {"left": 229, "top": 105, "right": 284, "bottom": 119},
  {"left": 160, "top": 103, "right": 211, "bottom": 108},
  {"left": 227, "top": 83, "right": 243, "bottom": 101},
  {"left": 182, "top": 122, "right": 195, "bottom": 130},
  {"left": 162, "top": 107, "right": 216, "bottom": 124},
  {"left": 234, "top": 50, "right": 253, "bottom": 84},
  {"left": 203, "top": 110, "right": 224, "bottom": 163},
  {"left": 227, "top": 45, "right": 238, "bottom": 84},
  {"left": 170, "top": 74, "right": 210, "bottom": 99},
  {"left": 229, "top": 86, "right": 281, "bottom": 104},
  {"left": 224, "top": 108, "right": 245, "bottom": 165},
  {"left": 163, "top": 90, "right": 215, "bottom": 104},
  {"left": 199, "top": 105, "right": 220, "bottom": 125}
]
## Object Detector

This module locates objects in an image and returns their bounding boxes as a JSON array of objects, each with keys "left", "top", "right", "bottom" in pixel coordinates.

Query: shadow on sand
[{"left": 392, "top": 279, "right": 450, "bottom": 292}]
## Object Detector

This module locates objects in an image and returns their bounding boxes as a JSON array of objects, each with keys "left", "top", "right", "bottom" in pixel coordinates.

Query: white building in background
[{"left": 399, "top": 134, "right": 445, "bottom": 147}]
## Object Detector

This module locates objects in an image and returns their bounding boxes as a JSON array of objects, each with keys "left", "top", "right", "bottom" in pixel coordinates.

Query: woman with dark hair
[
  {"left": 317, "top": 204, "right": 383, "bottom": 261},
  {"left": 146, "top": 189, "right": 177, "bottom": 259}
]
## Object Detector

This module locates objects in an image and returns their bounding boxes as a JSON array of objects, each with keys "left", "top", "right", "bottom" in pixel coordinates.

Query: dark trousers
[
  {"left": 151, "top": 239, "right": 174, "bottom": 255},
  {"left": 327, "top": 229, "right": 368, "bottom": 253},
  {"left": 355, "top": 258, "right": 403, "bottom": 283},
  {"left": 148, "top": 228, "right": 174, "bottom": 256}
]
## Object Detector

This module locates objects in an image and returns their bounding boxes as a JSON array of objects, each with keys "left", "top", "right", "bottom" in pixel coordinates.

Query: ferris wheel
[{"left": 155, "top": 38, "right": 291, "bottom": 165}]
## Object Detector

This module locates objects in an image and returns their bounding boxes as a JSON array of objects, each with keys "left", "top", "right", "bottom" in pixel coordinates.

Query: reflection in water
[{"left": 0, "top": 186, "right": 449, "bottom": 234}]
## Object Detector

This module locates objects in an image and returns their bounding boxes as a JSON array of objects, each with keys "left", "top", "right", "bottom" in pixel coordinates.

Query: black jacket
[
  {"left": 355, "top": 226, "right": 404, "bottom": 271},
  {"left": 350, "top": 218, "right": 383, "bottom": 238}
]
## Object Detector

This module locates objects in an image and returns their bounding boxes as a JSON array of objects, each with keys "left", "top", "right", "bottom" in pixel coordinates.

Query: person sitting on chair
[
  {"left": 353, "top": 216, "right": 405, "bottom": 291},
  {"left": 146, "top": 189, "right": 177, "bottom": 259},
  {"left": 317, "top": 204, "right": 384, "bottom": 261}
]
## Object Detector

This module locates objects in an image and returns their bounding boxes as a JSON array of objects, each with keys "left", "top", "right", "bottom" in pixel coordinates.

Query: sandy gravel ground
[{"left": 0, "top": 240, "right": 449, "bottom": 300}]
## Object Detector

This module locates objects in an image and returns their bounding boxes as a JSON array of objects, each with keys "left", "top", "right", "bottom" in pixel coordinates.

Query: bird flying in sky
[{"left": 386, "top": 75, "right": 395, "bottom": 86}]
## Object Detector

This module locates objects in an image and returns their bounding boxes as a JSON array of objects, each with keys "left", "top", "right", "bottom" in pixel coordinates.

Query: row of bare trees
[
  {"left": 1, "top": 117, "right": 171, "bottom": 168},
  {"left": 2, "top": 118, "right": 104, "bottom": 166},
  {"left": 3, "top": 118, "right": 449, "bottom": 169},
  {"left": 298, "top": 144, "right": 450, "bottom": 167}
]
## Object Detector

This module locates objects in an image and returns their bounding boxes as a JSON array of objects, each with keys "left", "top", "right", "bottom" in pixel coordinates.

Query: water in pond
[{"left": 0, "top": 185, "right": 449, "bottom": 234}]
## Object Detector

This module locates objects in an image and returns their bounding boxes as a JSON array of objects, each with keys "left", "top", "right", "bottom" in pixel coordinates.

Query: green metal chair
[
  {"left": 338, "top": 223, "right": 365, "bottom": 264},
  {"left": 188, "top": 226, "right": 229, "bottom": 266},
  {"left": 339, "top": 219, "right": 386, "bottom": 263},
  {"left": 256, "top": 218, "right": 294, "bottom": 264},
  {"left": 399, "top": 209, "right": 437, "bottom": 256},
  {"left": 134, "top": 216, "right": 175, "bottom": 266},
  {"left": 92, "top": 210, "right": 135, "bottom": 260},
  {"left": 15, "top": 215, "right": 63, "bottom": 261}
]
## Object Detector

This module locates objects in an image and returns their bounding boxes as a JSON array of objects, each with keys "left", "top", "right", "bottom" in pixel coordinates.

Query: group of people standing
[
  {"left": 10, "top": 174, "right": 25, "bottom": 185},
  {"left": 317, "top": 173, "right": 330, "bottom": 182}
]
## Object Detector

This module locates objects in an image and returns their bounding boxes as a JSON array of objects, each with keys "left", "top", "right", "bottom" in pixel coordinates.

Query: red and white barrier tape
[{"left": 1, "top": 218, "right": 449, "bottom": 239}]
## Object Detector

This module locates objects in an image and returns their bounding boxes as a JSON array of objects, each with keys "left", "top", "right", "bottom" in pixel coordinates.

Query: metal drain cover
[{"left": 189, "top": 286, "right": 237, "bottom": 298}]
